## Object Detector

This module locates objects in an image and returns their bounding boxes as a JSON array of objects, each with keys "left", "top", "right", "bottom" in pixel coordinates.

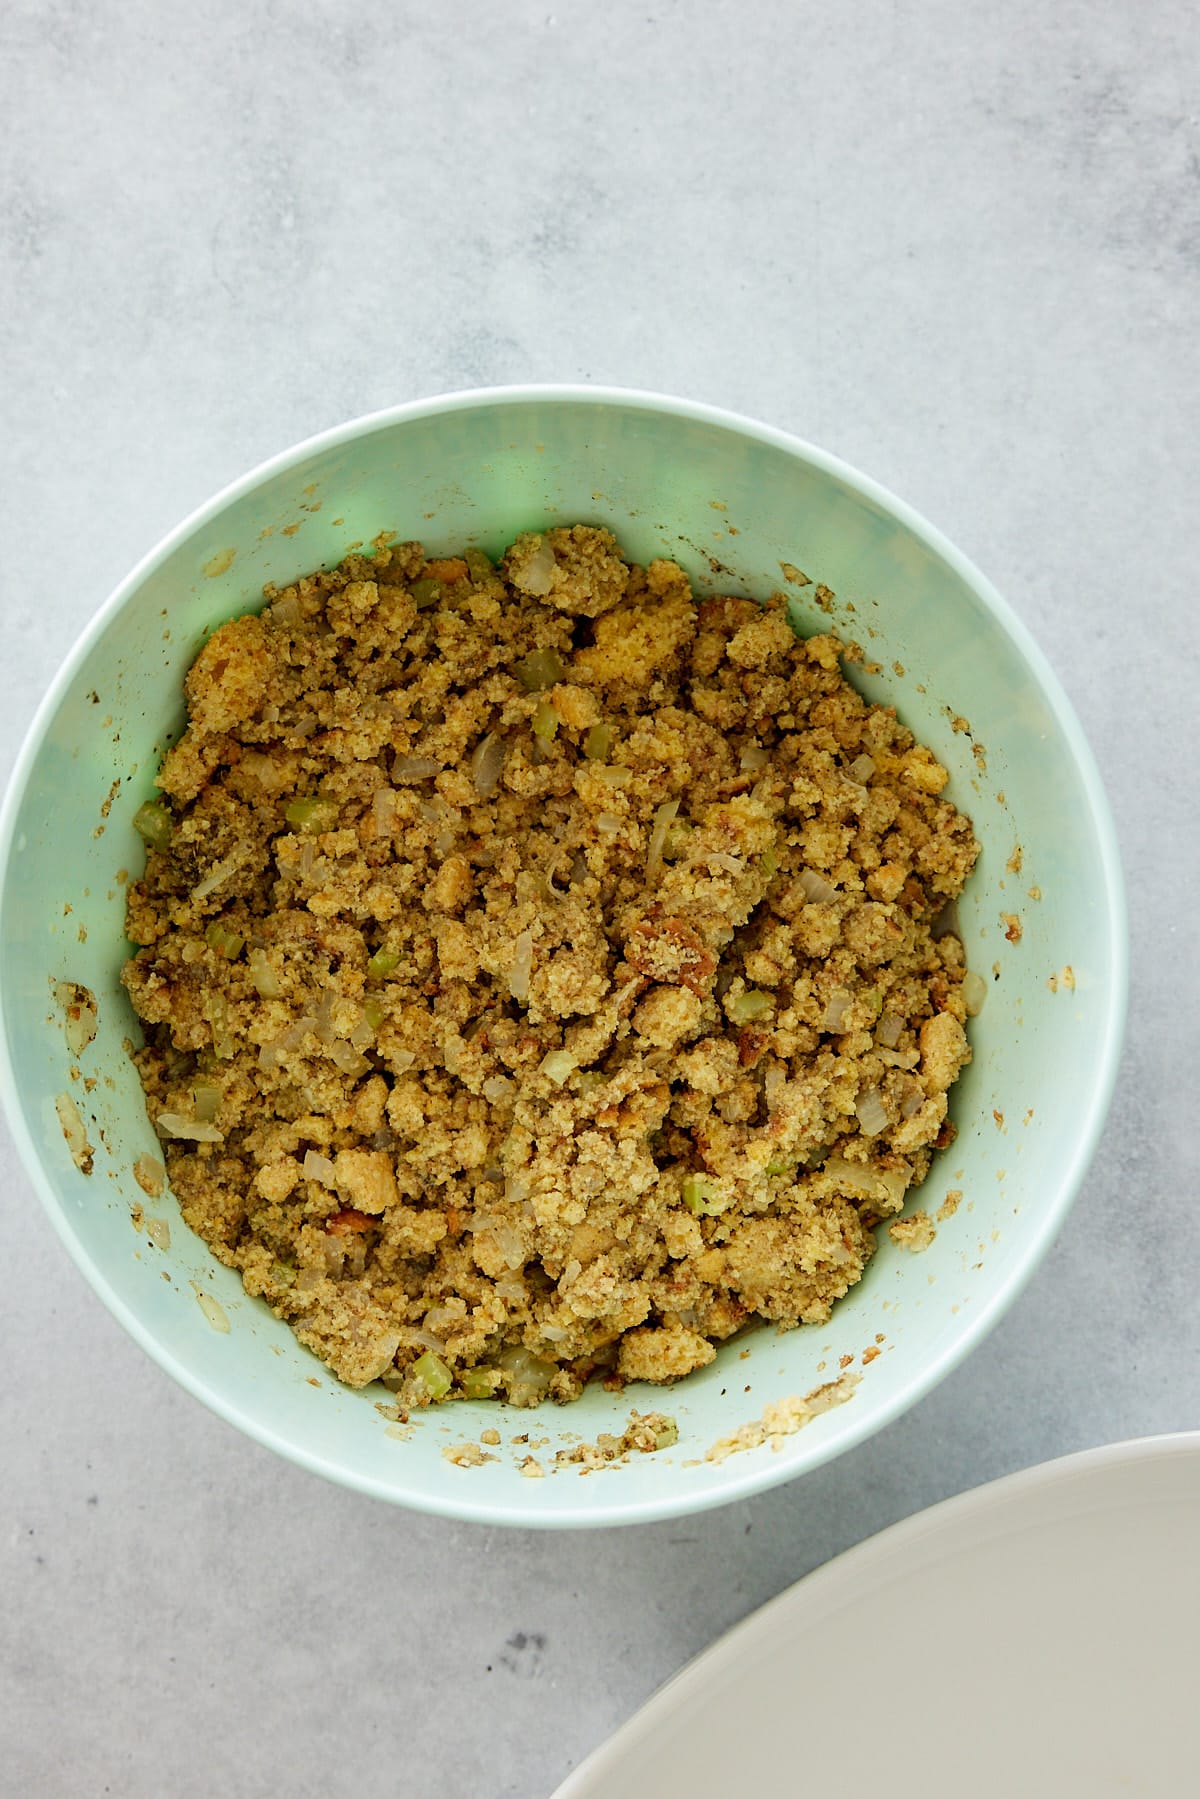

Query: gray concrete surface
[{"left": 2, "top": 2, "right": 1197, "bottom": 1794}]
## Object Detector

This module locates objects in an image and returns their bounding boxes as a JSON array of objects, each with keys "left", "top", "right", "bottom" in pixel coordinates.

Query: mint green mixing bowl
[{"left": 0, "top": 389, "right": 1126, "bottom": 1525}]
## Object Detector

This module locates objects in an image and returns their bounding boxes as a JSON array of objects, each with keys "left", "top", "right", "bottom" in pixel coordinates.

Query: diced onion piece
[
  {"left": 412, "top": 1350, "right": 453, "bottom": 1400},
  {"left": 729, "top": 989, "right": 772, "bottom": 1024},
  {"left": 540, "top": 1049, "right": 576, "bottom": 1085},
  {"left": 470, "top": 732, "right": 508, "bottom": 797},
  {"left": 482, "top": 1075, "right": 516, "bottom": 1104},
  {"left": 740, "top": 742, "right": 770, "bottom": 772},
  {"left": 192, "top": 1082, "right": 221, "bottom": 1122},
  {"left": 511, "top": 537, "right": 557, "bottom": 596},
  {"left": 192, "top": 846, "right": 248, "bottom": 901},
  {"left": 239, "top": 750, "right": 288, "bottom": 792},
  {"left": 392, "top": 756, "right": 442, "bottom": 784},
  {"left": 821, "top": 988, "right": 853, "bottom": 1032},
  {"left": 205, "top": 919, "right": 244, "bottom": 960},
  {"left": 877, "top": 1010, "right": 904, "bottom": 1048},
  {"left": 55, "top": 1091, "right": 93, "bottom": 1172},
  {"left": 195, "top": 1292, "right": 230, "bottom": 1333},
  {"left": 514, "top": 646, "right": 566, "bottom": 690},
  {"left": 248, "top": 948, "right": 281, "bottom": 998},
  {"left": 596, "top": 812, "right": 622, "bottom": 835},
  {"left": 508, "top": 929, "right": 533, "bottom": 1003},
  {"left": 268, "top": 593, "right": 301, "bottom": 625},
  {"left": 157, "top": 1111, "right": 224, "bottom": 1143},
  {"left": 531, "top": 699, "right": 559, "bottom": 741},
  {"left": 283, "top": 797, "right": 339, "bottom": 835},
  {"left": 497, "top": 1345, "right": 554, "bottom": 1394},
  {"left": 878, "top": 1047, "right": 920, "bottom": 1069},
  {"left": 962, "top": 969, "right": 988, "bottom": 1016},
  {"left": 593, "top": 764, "right": 632, "bottom": 786},
  {"left": 645, "top": 798, "right": 680, "bottom": 881},
  {"left": 372, "top": 788, "right": 401, "bottom": 832},
  {"left": 849, "top": 753, "right": 876, "bottom": 782},
  {"left": 302, "top": 1149, "right": 336, "bottom": 1184},
  {"left": 349, "top": 1018, "right": 375, "bottom": 1052},
  {"left": 55, "top": 982, "right": 98, "bottom": 1058},
  {"left": 368, "top": 947, "right": 400, "bottom": 981},
  {"left": 694, "top": 850, "right": 744, "bottom": 875},
  {"left": 799, "top": 869, "right": 838, "bottom": 904},
  {"left": 856, "top": 1087, "right": 889, "bottom": 1136},
  {"left": 132, "top": 800, "right": 173, "bottom": 852},
  {"left": 583, "top": 723, "right": 614, "bottom": 761},
  {"left": 328, "top": 1039, "right": 369, "bottom": 1077}
]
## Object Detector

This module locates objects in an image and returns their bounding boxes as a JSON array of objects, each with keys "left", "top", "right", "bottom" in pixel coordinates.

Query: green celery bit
[
  {"left": 367, "top": 947, "right": 400, "bottom": 981},
  {"left": 284, "top": 796, "right": 339, "bottom": 834},
  {"left": 203, "top": 989, "right": 235, "bottom": 1060},
  {"left": 132, "top": 800, "right": 173, "bottom": 852},
  {"left": 583, "top": 724, "right": 614, "bottom": 761},
  {"left": 412, "top": 1350, "right": 453, "bottom": 1400},
  {"left": 409, "top": 576, "right": 443, "bottom": 609},
  {"left": 653, "top": 1419, "right": 679, "bottom": 1450},
  {"left": 728, "top": 989, "right": 772, "bottom": 1024},
  {"left": 532, "top": 698, "right": 559, "bottom": 740},
  {"left": 514, "top": 646, "right": 566, "bottom": 691},
  {"left": 681, "top": 1173, "right": 725, "bottom": 1216},
  {"left": 205, "top": 920, "right": 244, "bottom": 960}
]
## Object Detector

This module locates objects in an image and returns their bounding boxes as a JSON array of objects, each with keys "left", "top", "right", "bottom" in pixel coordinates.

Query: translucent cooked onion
[
  {"left": 470, "top": 732, "right": 507, "bottom": 797},
  {"left": 645, "top": 798, "right": 679, "bottom": 881},
  {"left": 855, "top": 1087, "right": 888, "bottom": 1136},
  {"left": 508, "top": 929, "right": 533, "bottom": 1002},
  {"left": 901, "top": 1081, "right": 925, "bottom": 1119},
  {"left": 540, "top": 1049, "right": 576, "bottom": 1085},
  {"left": 313, "top": 990, "right": 337, "bottom": 1044},
  {"left": 878, "top": 1047, "right": 920, "bottom": 1069},
  {"left": 192, "top": 1082, "right": 221, "bottom": 1122},
  {"left": 511, "top": 537, "right": 557, "bottom": 596},
  {"left": 596, "top": 813, "right": 622, "bottom": 835},
  {"left": 497, "top": 1345, "right": 554, "bottom": 1390},
  {"left": 392, "top": 756, "right": 442, "bottom": 784},
  {"left": 693, "top": 851, "right": 744, "bottom": 875},
  {"left": 482, "top": 1075, "right": 516, "bottom": 1104},
  {"left": 239, "top": 750, "right": 288, "bottom": 792},
  {"left": 849, "top": 753, "right": 876, "bottom": 782},
  {"left": 248, "top": 948, "right": 281, "bottom": 998},
  {"left": 302, "top": 1149, "right": 336, "bottom": 1184},
  {"left": 821, "top": 988, "right": 853, "bottom": 1032},
  {"left": 962, "top": 969, "right": 988, "bottom": 1016},
  {"left": 800, "top": 869, "right": 838, "bottom": 905},
  {"left": 740, "top": 742, "right": 770, "bottom": 772},
  {"left": 877, "top": 1010, "right": 904, "bottom": 1048},
  {"left": 372, "top": 788, "right": 401, "bottom": 832},
  {"left": 396, "top": 1325, "right": 448, "bottom": 1353},
  {"left": 328, "top": 1040, "right": 370, "bottom": 1076},
  {"left": 157, "top": 1112, "right": 224, "bottom": 1143},
  {"left": 268, "top": 593, "right": 301, "bottom": 625},
  {"left": 191, "top": 847, "right": 247, "bottom": 902}
]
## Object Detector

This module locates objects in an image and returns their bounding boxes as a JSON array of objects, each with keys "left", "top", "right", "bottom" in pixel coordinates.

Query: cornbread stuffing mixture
[{"left": 122, "top": 525, "right": 979, "bottom": 1408}]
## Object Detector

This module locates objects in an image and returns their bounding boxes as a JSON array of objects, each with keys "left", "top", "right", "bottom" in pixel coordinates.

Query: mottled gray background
[{"left": 2, "top": 2, "right": 1197, "bottom": 1795}]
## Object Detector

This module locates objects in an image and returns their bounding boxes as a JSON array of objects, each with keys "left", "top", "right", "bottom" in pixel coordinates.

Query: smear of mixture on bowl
[{"left": 122, "top": 526, "right": 979, "bottom": 1406}]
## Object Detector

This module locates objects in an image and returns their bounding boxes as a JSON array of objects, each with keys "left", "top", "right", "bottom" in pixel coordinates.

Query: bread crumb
[{"left": 888, "top": 1211, "right": 936, "bottom": 1252}]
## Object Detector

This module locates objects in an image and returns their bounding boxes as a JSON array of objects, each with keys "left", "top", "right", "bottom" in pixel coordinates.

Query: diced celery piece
[
  {"left": 132, "top": 800, "right": 173, "bottom": 852},
  {"left": 412, "top": 1350, "right": 453, "bottom": 1400}
]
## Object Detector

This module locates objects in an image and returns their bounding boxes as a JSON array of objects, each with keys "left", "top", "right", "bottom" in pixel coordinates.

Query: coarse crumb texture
[{"left": 122, "top": 526, "right": 978, "bottom": 1407}]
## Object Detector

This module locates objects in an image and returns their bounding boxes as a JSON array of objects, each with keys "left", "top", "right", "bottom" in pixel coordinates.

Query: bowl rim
[{"left": 0, "top": 384, "right": 1129, "bottom": 1526}]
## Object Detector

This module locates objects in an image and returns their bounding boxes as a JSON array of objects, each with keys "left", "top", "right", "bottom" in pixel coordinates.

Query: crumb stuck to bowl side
[{"left": 118, "top": 521, "right": 979, "bottom": 1409}]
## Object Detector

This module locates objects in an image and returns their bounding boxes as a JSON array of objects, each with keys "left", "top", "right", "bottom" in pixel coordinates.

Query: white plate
[{"left": 554, "top": 1434, "right": 1200, "bottom": 1797}]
